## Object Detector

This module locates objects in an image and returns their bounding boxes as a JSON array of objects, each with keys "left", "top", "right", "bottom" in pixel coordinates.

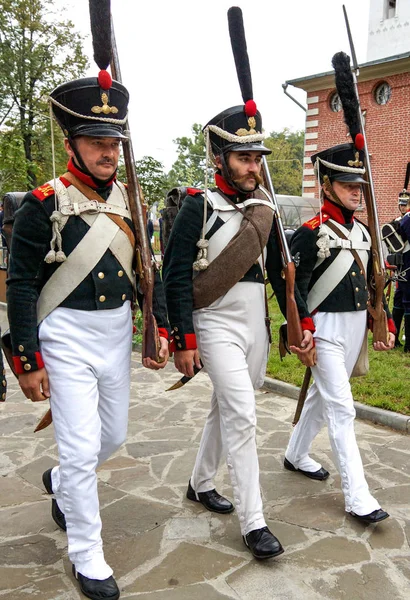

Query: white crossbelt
[
  {"left": 204, "top": 189, "right": 272, "bottom": 269},
  {"left": 36, "top": 180, "right": 135, "bottom": 324},
  {"left": 307, "top": 220, "right": 370, "bottom": 314}
]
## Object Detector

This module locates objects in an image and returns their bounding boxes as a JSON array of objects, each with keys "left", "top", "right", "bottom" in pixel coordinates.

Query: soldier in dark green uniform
[
  {"left": 7, "top": 72, "right": 169, "bottom": 600},
  {"left": 163, "top": 97, "right": 315, "bottom": 559}
]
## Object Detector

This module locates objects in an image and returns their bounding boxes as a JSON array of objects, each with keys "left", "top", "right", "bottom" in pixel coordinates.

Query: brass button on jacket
[
  {"left": 21, "top": 356, "right": 28, "bottom": 362},
  {"left": 23, "top": 364, "right": 32, "bottom": 371},
  {"left": 121, "top": 294, "right": 126, "bottom": 300},
  {"left": 18, "top": 344, "right": 24, "bottom": 352},
  {"left": 98, "top": 272, "right": 105, "bottom": 279},
  {"left": 118, "top": 270, "right": 124, "bottom": 277},
  {"left": 99, "top": 295, "right": 106, "bottom": 303}
]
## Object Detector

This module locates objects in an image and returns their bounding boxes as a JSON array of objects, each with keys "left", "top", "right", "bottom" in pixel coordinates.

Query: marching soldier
[
  {"left": 7, "top": 73, "right": 169, "bottom": 599},
  {"left": 397, "top": 184, "right": 410, "bottom": 353},
  {"left": 391, "top": 170, "right": 410, "bottom": 348},
  {"left": 284, "top": 142, "right": 395, "bottom": 523},
  {"left": 163, "top": 93, "right": 315, "bottom": 558}
]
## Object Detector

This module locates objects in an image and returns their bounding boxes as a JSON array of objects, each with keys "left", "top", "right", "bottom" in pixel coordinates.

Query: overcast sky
[{"left": 57, "top": 0, "right": 371, "bottom": 170}]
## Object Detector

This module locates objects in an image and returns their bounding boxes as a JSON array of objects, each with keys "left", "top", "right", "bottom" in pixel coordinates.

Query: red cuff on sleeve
[
  {"left": 13, "top": 352, "right": 44, "bottom": 374},
  {"left": 158, "top": 327, "right": 169, "bottom": 340},
  {"left": 300, "top": 317, "right": 315, "bottom": 333},
  {"left": 388, "top": 318, "right": 396, "bottom": 335},
  {"left": 12, "top": 356, "right": 24, "bottom": 375},
  {"left": 169, "top": 333, "right": 197, "bottom": 353},
  {"left": 35, "top": 352, "right": 45, "bottom": 368}
]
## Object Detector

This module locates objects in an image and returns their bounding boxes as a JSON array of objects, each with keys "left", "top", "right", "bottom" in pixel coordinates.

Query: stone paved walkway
[{"left": 1, "top": 353, "right": 409, "bottom": 599}]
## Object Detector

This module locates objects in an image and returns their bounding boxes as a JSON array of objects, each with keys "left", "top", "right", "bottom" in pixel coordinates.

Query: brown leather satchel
[{"left": 193, "top": 200, "right": 273, "bottom": 309}]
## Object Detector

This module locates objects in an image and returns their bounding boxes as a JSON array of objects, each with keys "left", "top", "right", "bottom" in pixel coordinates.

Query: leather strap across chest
[
  {"left": 193, "top": 188, "right": 274, "bottom": 310},
  {"left": 63, "top": 172, "right": 135, "bottom": 248}
]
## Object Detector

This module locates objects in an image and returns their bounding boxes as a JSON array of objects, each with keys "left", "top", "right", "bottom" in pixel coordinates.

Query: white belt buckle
[
  {"left": 86, "top": 200, "right": 100, "bottom": 214},
  {"left": 336, "top": 238, "right": 351, "bottom": 249}
]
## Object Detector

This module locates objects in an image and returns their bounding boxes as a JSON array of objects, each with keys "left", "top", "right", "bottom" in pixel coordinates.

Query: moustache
[
  {"left": 97, "top": 159, "right": 115, "bottom": 166},
  {"left": 233, "top": 172, "right": 263, "bottom": 186}
]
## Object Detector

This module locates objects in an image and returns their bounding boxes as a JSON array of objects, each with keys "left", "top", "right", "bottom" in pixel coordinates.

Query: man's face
[
  {"left": 399, "top": 203, "right": 407, "bottom": 216},
  {"left": 64, "top": 136, "right": 121, "bottom": 180},
  {"left": 325, "top": 180, "right": 362, "bottom": 211},
  {"left": 216, "top": 151, "right": 263, "bottom": 192}
]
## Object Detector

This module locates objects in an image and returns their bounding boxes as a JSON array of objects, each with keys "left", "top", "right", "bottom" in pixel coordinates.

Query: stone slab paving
[{"left": 0, "top": 352, "right": 409, "bottom": 599}]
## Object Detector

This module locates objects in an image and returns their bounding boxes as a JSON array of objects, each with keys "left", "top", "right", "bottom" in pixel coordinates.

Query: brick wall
[{"left": 302, "top": 72, "right": 410, "bottom": 225}]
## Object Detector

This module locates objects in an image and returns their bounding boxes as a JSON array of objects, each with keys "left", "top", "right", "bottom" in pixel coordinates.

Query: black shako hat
[
  {"left": 312, "top": 143, "right": 367, "bottom": 184},
  {"left": 50, "top": 76, "right": 129, "bottom": 139},
  {"left": 49, "top": 1, "right": 129, "bottom": 140},
  {"left": 204, "top": 8, "right": 270, "bottom": 158},
  {"left": 398, "top": 162, "right": 410, "bottom": 204},
  {"left": 205, "top": 104, "right": 271, "bottom": 156}
]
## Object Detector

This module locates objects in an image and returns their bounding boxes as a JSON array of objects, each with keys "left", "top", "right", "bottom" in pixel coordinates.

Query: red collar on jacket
[
  {"left": 215, "top": 173, "right": 237, "bottom": 196},
  {"left": 321, "top": 199, "right": 354, "bottom": 224},
  {"left": 67, "top": 158, "right": 116, "bottom": 190}
]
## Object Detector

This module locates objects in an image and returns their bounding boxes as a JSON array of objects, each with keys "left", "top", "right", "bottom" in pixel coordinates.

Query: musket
[
  {"left": 89, "top": 0, "right": 161, "bottom": 361},
  {"left": 292, "top": 366, "right": 312, "bottom": 426},
  {"left": 262, "top": 156, "right": 311, "bottom": 359},
  {"left": 228, "top": 7, "right": 315, "bottom": 366},
  {"left": 333, "top": 6, "right": 388, "bottom": 343}
]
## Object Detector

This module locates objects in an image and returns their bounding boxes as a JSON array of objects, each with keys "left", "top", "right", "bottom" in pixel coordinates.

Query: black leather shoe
[
  {"left": 243, "top": 527, "right": 284, "bottom": 559},
  {"left": 350, "top": 508, "right": 389, "bottom": 524},
  {"left": 284, "top": 457, "right": 329, "bottom": 481},
  {"left": 186, "top": 481, "right": 234, "bottom": 514},
  {"left": 72, "top": 565, "right": 120, "bottom": 600},
  {"left": 42, "top": 468, "right": 67, "bottom": 532}
]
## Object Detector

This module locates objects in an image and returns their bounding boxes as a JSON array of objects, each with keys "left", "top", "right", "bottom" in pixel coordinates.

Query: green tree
[
  {"left": 264, "top": 128, "right": 304, "bottom": 196},
  {"left": 118, "top": 155, "right": 169, "bottom": 209},
  {"left": 0, "top": 0, "right": 88, "bottom": 193},
  {"left": 167, "top": 123, "right": 211, "bottom": 188}
]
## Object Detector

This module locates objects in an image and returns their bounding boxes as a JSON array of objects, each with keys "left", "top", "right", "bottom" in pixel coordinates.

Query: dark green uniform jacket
[
  {"left": 7, "top": 159, "right": 169, "bottom": 374},
  {"left": 163, "top": 177, "right": 314, "bottom": 352}
]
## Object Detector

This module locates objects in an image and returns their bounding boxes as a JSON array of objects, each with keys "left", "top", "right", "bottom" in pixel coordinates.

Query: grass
[
  {"left": 134, "top": 284, "right": 410, "bottom": 415},
  {"left": 267, "top": 286, "right": 410, "bottom": 416}
]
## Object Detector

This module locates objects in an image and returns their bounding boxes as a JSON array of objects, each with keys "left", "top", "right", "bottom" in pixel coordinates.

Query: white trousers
[
  {"left": 192, "top": 282, "right": 269, "bottom": 536},
  {"left": 286, "top": 310, "right": 380, "bottom": 516},
  {"left": 39, "top": 302, "right": 132, "bottom": 579}
]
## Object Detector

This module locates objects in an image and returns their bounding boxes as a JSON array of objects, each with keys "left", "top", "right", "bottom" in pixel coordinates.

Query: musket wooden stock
[
  {"left": 283, "top": 261, "right": 303, "bottom": 348},
  {"left": 109, "top": 21, "right": 161, "bottom": 362},
  {"left": 292, "top": 367, "right": 312, "bottom": 426}
]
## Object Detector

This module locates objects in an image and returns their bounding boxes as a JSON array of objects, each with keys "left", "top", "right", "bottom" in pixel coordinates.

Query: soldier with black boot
[
  {"left": 284, "top": 142, "right": 395, "bottom": 523},
  {"left": 397, "top": 187, "right": 410, "bottom": 353},
  {"left": 163, "top": 8, "right": 314, "bottom": 559},
  {"left": 7, "top": 43, "right": 169, "bottom": 600}
]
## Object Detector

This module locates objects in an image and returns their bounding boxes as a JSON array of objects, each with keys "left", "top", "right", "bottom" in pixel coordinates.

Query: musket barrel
[{"left": 262, "top": 156, "right": 293, "bottom": 266}]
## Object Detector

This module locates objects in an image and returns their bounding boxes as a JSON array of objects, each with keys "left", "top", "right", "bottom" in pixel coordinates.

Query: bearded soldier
[
  {"left": 284, "top": 142, "right": 395, "bottom": 524},
  {"left": 7, "top": 69, "right": 169, "bottom": 600},
  {"left": 163, "top": 77, "right": 316, "bottom": 560}
]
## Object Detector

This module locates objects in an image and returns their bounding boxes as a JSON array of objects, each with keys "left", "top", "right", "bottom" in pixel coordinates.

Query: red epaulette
[
  {"left": 303, "top": 214, "right": 331, "bottom": 231},
  {"left": 32, "top": 182, "right": 55, "bottom": 201},
  {"left": 186, "top": 187, "right": 203, "bottom": 196},
  {"left": 32, "top": 178, "right": 71, "bottom": 201}
]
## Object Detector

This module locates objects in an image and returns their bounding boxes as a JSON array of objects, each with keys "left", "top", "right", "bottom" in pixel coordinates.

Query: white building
[{"left": 367, "top": 0, "right": 410, "bottom": 61}]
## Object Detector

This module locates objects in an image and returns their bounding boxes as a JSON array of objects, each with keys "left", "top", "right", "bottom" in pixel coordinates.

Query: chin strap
[
  {"left": 68, "top": 137, "right": 90, "bottom": 175},
  {"left": 323, "top": 175, "right": 343, "bottom": 206}
]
